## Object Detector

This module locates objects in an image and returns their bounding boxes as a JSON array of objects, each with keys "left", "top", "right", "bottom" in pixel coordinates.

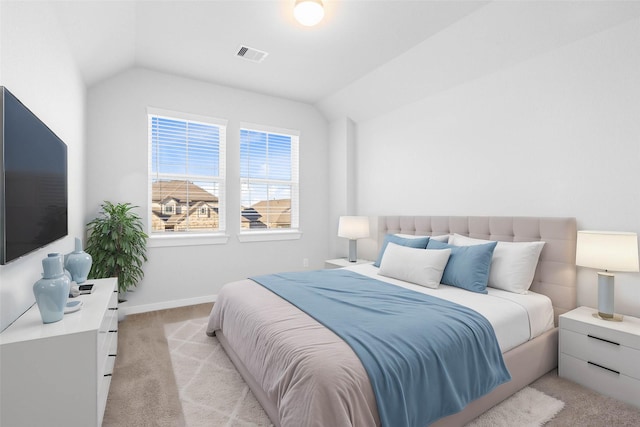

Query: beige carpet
[
  {"left": 165, "top": 317, "right": 564, "bottom": 427},
  {"left": 103, "top": 304, "right": 213, "bottom": 427},
  {"left": 105, "top": 304, "right": 640, "bottom": 427}
]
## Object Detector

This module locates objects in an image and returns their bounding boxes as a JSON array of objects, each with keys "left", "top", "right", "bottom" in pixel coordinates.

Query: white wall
[
  {"left": 350, "top": 18, "right": 640, "bottom": 316},
  {"left": 328, "top": 117, "right": 358, "bottom": 258},
  {"left": 0, "top": 2, "right": 86, "bottom": 331},
  {"left": 86, "top": 68, "right": 329, "bottom": 313}
]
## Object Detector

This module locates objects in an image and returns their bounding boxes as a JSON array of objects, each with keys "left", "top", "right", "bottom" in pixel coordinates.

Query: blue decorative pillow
[
  {"left": 374, "top": 234, "right": 430, "bottom": 267},
  {"left": 426, "top": 239, "right": 497, "bottom": 294}
]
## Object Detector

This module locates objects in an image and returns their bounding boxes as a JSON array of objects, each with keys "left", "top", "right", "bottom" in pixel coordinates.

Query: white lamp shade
[
  {"left": 576, "top": 230, "right": 639, "bottom": 272},
  {"left": 294, "top": 0, "right": 324, "bottom": 26},
  {"left": 338, "top": 216, "right": 369, "bottom": 240}
]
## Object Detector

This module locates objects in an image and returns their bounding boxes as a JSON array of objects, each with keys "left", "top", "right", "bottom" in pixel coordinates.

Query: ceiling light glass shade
[
  {"left": 576, "top": 230, "right": 640, "bottom": 272},
  {"left": 294, "top": 0, "right": 324, "bottom": 27}
]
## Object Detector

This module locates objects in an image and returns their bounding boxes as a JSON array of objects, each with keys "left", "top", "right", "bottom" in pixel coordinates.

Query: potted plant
[{"left": 85, "top": 201, "right": 148, "bottom": 302}]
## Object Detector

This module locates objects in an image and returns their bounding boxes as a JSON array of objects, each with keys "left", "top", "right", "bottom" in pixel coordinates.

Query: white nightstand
[
  {"left": 325, "top": 258, "right": 372, "bottom": 269},
  {"left": 559, "top": 306, "right": 640, "bottom": 408}
]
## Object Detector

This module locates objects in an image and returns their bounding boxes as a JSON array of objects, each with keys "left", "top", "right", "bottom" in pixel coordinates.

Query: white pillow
[
  {"left": 378, "top": 243, "right": 451, "bottom": 289},
  {"left": 449, "top": 234, "right": 545, "bottom": 294}
]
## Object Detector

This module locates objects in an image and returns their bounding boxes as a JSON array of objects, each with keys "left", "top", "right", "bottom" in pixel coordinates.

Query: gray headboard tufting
[{"left": 377, "top": 216, "right": 577, "bottom": 325}]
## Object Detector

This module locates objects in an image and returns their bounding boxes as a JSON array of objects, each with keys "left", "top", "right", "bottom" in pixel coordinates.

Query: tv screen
[{"left": 1, "top": 87, "right": 68, "bottom": 265}]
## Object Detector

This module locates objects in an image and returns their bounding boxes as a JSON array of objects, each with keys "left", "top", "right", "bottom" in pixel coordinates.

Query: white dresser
[
  {"left": 0, "top": 277, "right": 118, "bottom": 426},
  {"left": 559, "top": 306, "right": 640, "bottom": 408}
]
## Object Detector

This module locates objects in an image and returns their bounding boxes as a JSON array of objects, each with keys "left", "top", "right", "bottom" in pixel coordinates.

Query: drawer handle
[
  {"left": 104, "top": 373, "right": 113, "bottom": 377},
  {"left": 109, "top": 354, "right": 117, "bottom": 357},
  {"left": 587, "top": 361, "right": 620, "bottom": 375},
  {"left": 587, "top": 334, "right": 620, "bottom": 346},
  {"left": 109, "top": 330, "right": 118, "bottom": 333},
  {"left": 109, "top": 307, "right": 118, "bottom": 311}
]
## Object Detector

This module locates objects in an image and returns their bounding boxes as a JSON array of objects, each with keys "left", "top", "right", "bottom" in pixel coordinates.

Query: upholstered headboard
[{"left": 377, "top": 216, "right": 577, "bottom": 325}]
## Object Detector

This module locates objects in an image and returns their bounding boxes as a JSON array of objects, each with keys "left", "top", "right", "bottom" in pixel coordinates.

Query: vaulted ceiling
[
  {"left": 48, "top": 0, "right": 640, "bottom": 121},
  {"left": 52, "top": 1, "right": 485, "bottom": 102}
]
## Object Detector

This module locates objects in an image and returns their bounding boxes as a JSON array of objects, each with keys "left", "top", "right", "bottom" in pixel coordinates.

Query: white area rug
[
  {"left": 165, "top": 317, "right": 272, "bottom": 426},
  {"left": 165, "top": 317, "right": 564, "bottom": 427},
  {"left": 466, "top": 386, "right": 565, "bottom": 427}
]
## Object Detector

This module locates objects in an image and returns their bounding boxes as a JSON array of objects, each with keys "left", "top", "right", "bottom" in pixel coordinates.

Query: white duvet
[{"left": 344, "top": 263, "right": 555, "bottom": 352}]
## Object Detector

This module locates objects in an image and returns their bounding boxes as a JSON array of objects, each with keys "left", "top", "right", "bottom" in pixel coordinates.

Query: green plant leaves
[{"left": 86, "top": 201, "right": 148, "bottom": 294}]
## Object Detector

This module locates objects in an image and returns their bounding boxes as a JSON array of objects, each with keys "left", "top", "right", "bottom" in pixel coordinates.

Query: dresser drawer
[
  {"left": 99, "top": 309, "right": 117, "bottom": 348},
  {"left": 560, "top": 328, "right": 640, "bottom": 380},
  {"left": 100, "top": 330, "right": 117, "bottom": 373},
  {"left": 560, "top": 353, "right": 640, "bottom": 408},
  {"left": 108, "top": 328, "right": 118, "bottom": 357},
  {"left": 100, "top": 291, "right": 119, "bottom": 332},
  {"left": 98, "top": 374, "right": 113, "bottom": 426}
]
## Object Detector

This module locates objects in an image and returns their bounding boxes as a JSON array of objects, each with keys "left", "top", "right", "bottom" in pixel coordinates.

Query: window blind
[
  {"left": 148, "top": 111, "right": 226, "bottom": 234},
  {"left": 240, "top": 125, "right": 299, "bottom": 231}
]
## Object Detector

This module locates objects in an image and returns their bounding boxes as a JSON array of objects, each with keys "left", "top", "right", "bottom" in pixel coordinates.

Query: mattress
[{"left": 345, "top": 263, "right": 555, "bottom": 352}]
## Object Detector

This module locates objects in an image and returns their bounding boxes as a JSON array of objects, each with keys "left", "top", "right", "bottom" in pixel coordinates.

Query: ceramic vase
[
  {"left": 65, "top": 237, "right": 92, "bottom": 284},
  {"left": 33, "top": 253, "right": 71, "bottom": 324}
]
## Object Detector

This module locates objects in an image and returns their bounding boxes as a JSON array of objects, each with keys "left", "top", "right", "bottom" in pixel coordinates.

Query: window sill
[
  {"left": 237, "top": 230, "right": 302, "bottom": 243},
  {"left": 148, "top": 233, "right": 230, "bottom": 248}
]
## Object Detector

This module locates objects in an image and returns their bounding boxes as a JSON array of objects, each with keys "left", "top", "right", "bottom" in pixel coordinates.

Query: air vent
[{"left": 236, "top": 45, "right": 269, "bottom": 63}]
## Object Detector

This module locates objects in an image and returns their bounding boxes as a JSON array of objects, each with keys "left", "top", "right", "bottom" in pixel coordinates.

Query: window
[
  {"left": 148, "top": 108, "right": 226, "bottom": 235},
  {"left": 162, "top": 203, "right": 176, "bottom": 215},
  {"left": 240, "top": 124, "right": 299, "bottom": 233}
]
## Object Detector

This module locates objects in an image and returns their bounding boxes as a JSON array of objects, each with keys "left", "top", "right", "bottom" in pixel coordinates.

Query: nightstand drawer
[
  {"left": 560, "top": 329, "right": 640, "bottom": 380},
  {"left": 560, "top": 353, "right": 640, "bottom": 408},
  {"left": 560, "top": 315, "right": 640, "bottom": 350}
]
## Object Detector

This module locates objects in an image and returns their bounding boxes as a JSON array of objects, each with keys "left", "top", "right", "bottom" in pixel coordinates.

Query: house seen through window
[
  {"left": 148, "top": 110, "right": 226, "bottom": 234},
  {"left": 240, "top": 125, "right": 299, "bottom": 231}
]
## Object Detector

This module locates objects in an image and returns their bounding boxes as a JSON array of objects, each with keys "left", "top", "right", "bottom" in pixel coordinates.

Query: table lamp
[
  {"left": 338, "top": 216, "right": 370, "bottom": 262},
  {"left": 576, "top": 230, "right": 639, "bottom": 321}
]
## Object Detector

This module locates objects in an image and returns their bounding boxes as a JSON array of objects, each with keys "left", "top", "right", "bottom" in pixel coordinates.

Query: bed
[{"left": 207, "top": 216, "right": 577, "bottom": 426}]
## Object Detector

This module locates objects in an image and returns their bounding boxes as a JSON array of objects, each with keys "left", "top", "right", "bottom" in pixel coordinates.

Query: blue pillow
[
  {"left": 426, "top": 239, "right": 497, "bottom": 294},
  {"left": 374, "top": 234, "right": 429, "bottom": 267}
]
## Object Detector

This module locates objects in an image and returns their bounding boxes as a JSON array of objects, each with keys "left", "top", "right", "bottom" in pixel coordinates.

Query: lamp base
[
  {"left": 597, "top": 272, "right": 616, "bottom": 319},
  {"left": 348, "top": 240, "right": 357, "bottom": 262},
  {"left": 592, "top": 312, "right": 623, "bottom": 322}
]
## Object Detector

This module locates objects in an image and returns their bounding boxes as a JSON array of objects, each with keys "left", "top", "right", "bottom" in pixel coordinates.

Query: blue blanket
[{"left": 251, "top": 269, "right": 511, "bottom": 427}]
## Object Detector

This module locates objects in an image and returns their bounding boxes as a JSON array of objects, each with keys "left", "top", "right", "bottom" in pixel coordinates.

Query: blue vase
[
  {"left": 33, "top": 253, "right": 71, "bottom": 324},
  {"left": 65, "top": 237, "right": 92, "bottom": 284}
]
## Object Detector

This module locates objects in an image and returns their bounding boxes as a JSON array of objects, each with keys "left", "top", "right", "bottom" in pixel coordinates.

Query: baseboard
[{"left": 119, "top": 295, "right": 217, "bottom": 316}]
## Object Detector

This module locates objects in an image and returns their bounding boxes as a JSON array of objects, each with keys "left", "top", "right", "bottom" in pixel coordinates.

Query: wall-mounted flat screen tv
[{"left": 0, "top": 87, "right": 68, "bottom": 265}]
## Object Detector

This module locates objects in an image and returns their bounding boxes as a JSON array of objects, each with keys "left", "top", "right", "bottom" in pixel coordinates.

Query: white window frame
[
  {"left": 147, "top": 107, "right": 229, "bottom": 247},
  {"left": 238, "top": 122, "right": 301, "bottom": 242}
]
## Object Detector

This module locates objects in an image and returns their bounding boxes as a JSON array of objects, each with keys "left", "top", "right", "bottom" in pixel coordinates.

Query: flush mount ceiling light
[{"left": 294, "top": 0, "right": 324, "bottom": 27}]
